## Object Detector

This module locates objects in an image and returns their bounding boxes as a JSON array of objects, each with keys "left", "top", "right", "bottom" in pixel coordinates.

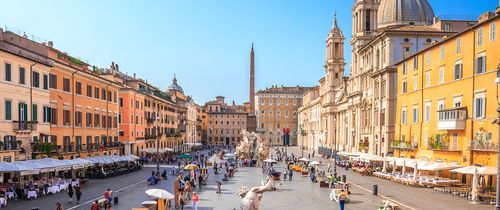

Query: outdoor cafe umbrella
[
  {"left": 298, "top": 158, "right": 309, "bottom": 162},
  {"left": 145, "top": 189, "right": 175, "bottom": 199},
  {"left": 309, "top": 161, "right": 320, "bottom": 166},
  {"left": 184, "top": 164, "right": 199, "bottom": 171},
  {"left": 263, "top": 159, "right": 278, "bottom": 163},
  {"left": 471, "top": 168, "right": 480, "bottom": 202}
]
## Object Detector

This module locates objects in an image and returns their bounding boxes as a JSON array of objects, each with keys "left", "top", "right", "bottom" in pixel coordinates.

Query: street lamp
[{"left": 495, "top": 63, "right": 500, "bottom": 210}]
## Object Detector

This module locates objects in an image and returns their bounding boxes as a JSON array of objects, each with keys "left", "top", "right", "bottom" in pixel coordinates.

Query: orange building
[{"left": 47, "top": 46, "right": 122, "bottom": 159}]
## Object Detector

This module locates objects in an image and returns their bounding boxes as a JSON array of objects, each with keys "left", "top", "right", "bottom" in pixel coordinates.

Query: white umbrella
[
  {"left": 401, "top": 159, "right": 406, "bottom": 176},
  {"left": 298, "top": 158, "right": 309, "bottom": 162},
  {"left": 145, "top": 189, "right": 174, "bottom": 199},
  {"left": 471, "top": 168, "right": 479, "bottom": 202},
  {"left": 309, "top": 161, "right": 320, "bottom": 166},
  {"left": 263, "top": 159, "right": 277, "bottom": 163},
  {"left": 420, "top": 162, "right": 460, "bottom": 171}
]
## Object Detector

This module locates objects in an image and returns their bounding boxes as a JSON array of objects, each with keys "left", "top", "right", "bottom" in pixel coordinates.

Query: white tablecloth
[
  {"left": 5, "top": 192, "right": 14, "bottom": 199},
  {"left": 47, "top": 185, "right": 60, "bottom": 194},
  {"left": 27, "top": 191, "right": 37, "bottom": 199}
]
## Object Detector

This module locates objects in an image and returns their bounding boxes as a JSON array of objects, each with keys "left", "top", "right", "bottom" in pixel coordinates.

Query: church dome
[
  {"left": 167, "top": 74, "right": 184, "bottom": 93},
  {"left": 377, "top": 0, "right": 435, "bottom": 29}
]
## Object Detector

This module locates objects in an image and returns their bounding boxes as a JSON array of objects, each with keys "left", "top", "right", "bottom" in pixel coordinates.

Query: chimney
[
  {"left": 111, "top": 62, "right": 115, "bottom": 70},
  {"left": 133, "top": 73, "right": 136, "bottom": 78},
  {"left": 48, "top": 41, "right": 53, "bottom": 48},
  {"left": 116, "top": 64, "right": 119, "bottom": 71},
  {"left": 478, "top": 12, "right": 494, "bottom": 23}
]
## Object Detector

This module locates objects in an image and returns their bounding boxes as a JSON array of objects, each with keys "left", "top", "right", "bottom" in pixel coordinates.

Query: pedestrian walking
[
  {"left": 67, "top": 183, "right": 73, "bottom": 203},
  {"left": 74, "top": 184, "right": 82, "bottom": 204},
  {"left": 179, "top": 192, "right": 185, "bottom": 210},
  {"left": 288, "top": 169, "right": 293, "bottom": 181},
  {"left": 338, "top": 189, "right": 348, "bottom": 210},
  {"left": 192, "top": 192, "right": 199, "bottom": 210},
  {"left": 55, "top": 202, "right": 64, "bottom": 210},
  {"left": 216, "top": 181, "right": 222, "bottom": 194},
  {"left": 198, "top": 174, "right": 203, "bottom": 190}
]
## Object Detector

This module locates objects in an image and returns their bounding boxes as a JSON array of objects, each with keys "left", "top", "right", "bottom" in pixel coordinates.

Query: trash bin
[
  {"left": 373, "top": 185, "right": 378, "bottom": 196},
  {"left": 342, "top": 175, "right": 347, "bottom": 183}
]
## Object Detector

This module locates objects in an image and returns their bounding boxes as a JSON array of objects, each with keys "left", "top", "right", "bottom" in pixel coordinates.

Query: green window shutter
[
  {"left": 24, "top": 103, "right": 28, "bottom": 121},
  {"left": 32, "top": 104, "right": 38, "bottom": 122},
  {"left": 18, "top": 102, "right": 22, "bottom": 121},
  {"left": 5, "top": 101, "right": 11, "bottom": 120}
]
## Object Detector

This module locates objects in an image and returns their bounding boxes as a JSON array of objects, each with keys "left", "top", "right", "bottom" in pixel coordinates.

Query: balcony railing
[
  {"left": 1, "top": 142, "right": 19, "bottom": 151},
  {"left": 437, "top": 107, "right": 466, "bottom": 130},
  {"left": 428, "top": 143, "right": 461, "bottom": 152},
  {"left": 13, "top": 121, "right": 38, "bottom": 131},
  {"left": 469, "top": 140, "right": 498, "bottom": 152},
  {"left": 390, "top": 141, "right": 418, "bottom": 150}
]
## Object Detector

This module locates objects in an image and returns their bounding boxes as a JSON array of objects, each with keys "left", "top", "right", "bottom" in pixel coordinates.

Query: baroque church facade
[{"left": 298, "top": 0, "right": 458, "bottom": 156}]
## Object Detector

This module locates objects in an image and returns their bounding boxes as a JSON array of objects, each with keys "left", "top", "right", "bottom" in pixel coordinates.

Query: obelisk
[{"left": 247, "top": 43, "right": 257, "bottom": 132}]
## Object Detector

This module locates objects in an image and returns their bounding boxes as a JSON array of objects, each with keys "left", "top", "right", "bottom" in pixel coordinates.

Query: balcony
[
  {"left": 390, "top": 140, "right": 418, "bottom": 150},
  {"left": 13, "top": 121, "right": 38, "bottom": 131},
  {"left": 437, "top": 107, "right": 466, "bottom": 130},
  {"left": 470, "top": 140, "right": 498, "bottom": 152},
  {"left": 428, "top": 142, "right": 461, "bottom": 152}
]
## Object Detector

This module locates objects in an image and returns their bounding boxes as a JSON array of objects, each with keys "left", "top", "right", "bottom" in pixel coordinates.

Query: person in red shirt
[
  {"left": 192, "top": 192, "right": 199, "bottom": 210},
  {"left": 104, "top": 189, "right": 113, "bottom": 203},
  {"left": 91, "top": 200, "right": 100, "bottom": 210}
]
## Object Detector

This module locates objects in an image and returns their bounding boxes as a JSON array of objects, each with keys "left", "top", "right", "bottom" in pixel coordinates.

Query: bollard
[
  {"left": 373, "top": 185, "right": 378, "bottom": 196},
  {"left": 342, "top": 175, "right": 347, "bottom": 183}
]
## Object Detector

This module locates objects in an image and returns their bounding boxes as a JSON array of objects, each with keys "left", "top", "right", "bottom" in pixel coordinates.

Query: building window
[
  {"left": 5, "top": 100, "right": 12, "bottom": 120},
  {"left": 86, "top": 113, "right": 92, "bottom": 127},
  {"left": 63, "top": 110, "right": 71, "bottom": 126},
  {"left": 401, "top": 108, "right": 407, "bottom": 124},
  {"left": 412, "top": 107, "right": 418, "bottom": 124},
  {"left": 49, "top": 74, "right": 57, "bottom": 89},
  {"left": 94, "top": 113, "right": 100, "bottom": 127},
  {"left": 95, "top": 87, "right": 100, "bottom": 99},
  {"left": 87, "top": 85, "right": 92, "bottom": 97},
  {"left": 43, "top": 106, "right": 51, "bottom": 123},
  {"left": 32, "top": 104, "right": 38, "bottom": 122},
  {"left": 444, "top": 23, "right": 451, "bottom": 31},
  {"left": 439, "top": 66, "right": 445, "bottom": 84},
  {"left": 119, "top": 98, "right": 123, "bottom": 107},
  {"left": 438, "top": 100, "right": 445, "bottom": 111},
  {"left": 32, "top": 71, "right": 40, "bottom": 88},
  {"left": 63, "top": 78, "right": 70, "bottom": 92},
  {"left": 402, "top": 62, "right": 407, "bottom": 75},
  {"left": 478, "top": 27, "right": 483, "bottom": 47},
  {"left": 456, "top": 38, "right": 461, "bottom": 53},
  {"left": 425, "top": 53, "right": 430, "bottom": 66},
  {"left": 402, "top": 81, "right": 407, "bottom": 93},
  {"left": 454, "top": 62, "right": 463, "bottom": 80},
  {"left": 51, "top": 108, "right": 58, "bottom": 125},
  {"left": 19, "top": 67, "right": 25, "bottom": 84},
  {"left": 19, "top": 102, "right": 27, "bottom": 122},
  {"left": 425, "top": 71, "right": 431, "bottom": 87},
  {"left": 476, "top": 54, "right": 486, "bottom": 74},
  {"left": 425, "top": 103, "right": 431, "bottom": 122},
  {"left": 413, "top": 76, "right": 418, "bottom": 91},
  {"left": 43, "top": 74, "right": 48, "bottom": 90},
  {"left": 413, "top": 57, "right": 418, "bottom": 70},
  {"left": 102, "top": 89, "right": 106, "bottom": 100},
  {"left": 4, "top": 63, "right": 11, "bottom": 81},
  {"left": 474, "top": 95, "right": 486, "bottom": 119},
  {"left": 75, "top": 81, "right": 82, "bottom": 95},
  {"left": 75, "top": 111, "right": 82, "bottom": 126},
  {"left": 490, "top": 22, "right": 496, "bottom": 42}
]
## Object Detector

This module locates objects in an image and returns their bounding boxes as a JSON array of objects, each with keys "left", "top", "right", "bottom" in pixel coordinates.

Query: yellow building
[{"left": 394, "top": 11, "right": 500, "bottom": 167}]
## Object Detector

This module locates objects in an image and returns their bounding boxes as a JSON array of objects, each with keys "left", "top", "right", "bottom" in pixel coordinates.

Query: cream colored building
[
  {"left": 298, "top": 88, "right": 324, "bottom": 151},
  {"left": 300, "top": 0, "right": 473, "bottom": 156},
  {"left": 0, "top": 28, "right": 53, "bottom": 161}
]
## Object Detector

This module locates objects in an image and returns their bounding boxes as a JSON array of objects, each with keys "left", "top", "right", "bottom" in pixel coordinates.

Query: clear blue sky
[{"left": 0, "top": 0, "right": 497, "bottom": 104}]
